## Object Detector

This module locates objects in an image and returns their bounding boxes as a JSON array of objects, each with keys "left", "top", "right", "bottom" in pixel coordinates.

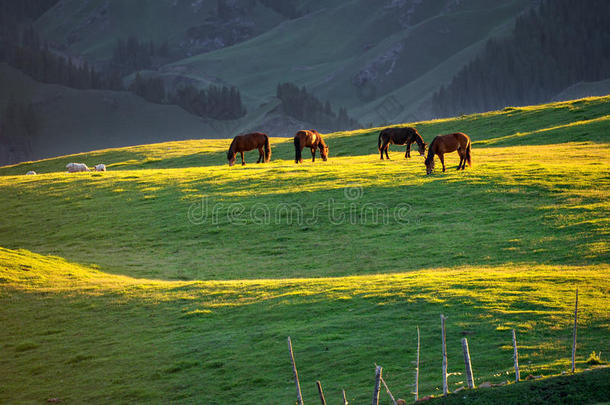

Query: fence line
[
  {"left": 512, "top": 329, "right": 520, "bottom": 382},
  {"left": 287, "top": 336, "right": 304, "bottom": 405},
  {"left": 284, "top": 289, "right": 587, "bottom": 401},
  {"left": 441, "top": 314, "right": 448, "bottom": 396},
  {"left": 572, "top": 288, "right": 579, "bottom": 373}
]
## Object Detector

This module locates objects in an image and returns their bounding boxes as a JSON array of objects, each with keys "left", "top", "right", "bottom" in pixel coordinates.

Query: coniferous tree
[
  {"left": 170, "top": 83, "right": 246, "bottom": 120},
  {"left": 276, "top": 82, "right": 360, "bottom": 130},
  {"left": 432, "top": 0, "right": 610, "bottom": 117}
]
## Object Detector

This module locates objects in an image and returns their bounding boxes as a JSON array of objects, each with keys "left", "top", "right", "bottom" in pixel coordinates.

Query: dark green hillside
[
  {"left": 170, "top": 0, "right": 531, "bottom": 122},
  {"left": 35, "top": 0, "right": 288, "bottom": 59},
  {"left": 33, "top": 0, "right": 533, "bottom": 124},
  {"left": 4, "top": 0, "right": 603, "bottom": 163},
  {"left": 0, "top": 63, "right": 232, "bottom": 162},
  {"left": 432, "top": 0, "right": 610, "bottom": 117}
]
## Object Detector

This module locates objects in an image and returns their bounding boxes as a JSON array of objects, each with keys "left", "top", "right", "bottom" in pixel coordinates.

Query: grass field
[{"left": 1, "top": 96, "right": 609, "bottom": 403}]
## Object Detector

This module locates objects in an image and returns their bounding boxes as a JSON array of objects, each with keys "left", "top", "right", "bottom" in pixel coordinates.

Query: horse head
[
  {"left": 424, "top": 155, "right": 435, "bottom": 175},
  {"left": 227, "top": 150, "right": 236, "bottom": 166},
  {"left": 320, "top": 143, "right": 329, "bottom": 161},
  {"left": 417, "top": 141, "right": 427, "bottom": 157}
]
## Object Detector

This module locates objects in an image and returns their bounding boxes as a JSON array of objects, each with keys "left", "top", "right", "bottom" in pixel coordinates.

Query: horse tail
[
  {"left": 465, "top": 139, "right": 472, "bottom": 167},
  {"left": 263, "top": 134, "right": 271, "bottom": 163},
  {"left": 378, "top": 131, "right": 383, "bottom": 151},
  {"left": 294, "top": 135, "right": 302, "bottom": 163}
]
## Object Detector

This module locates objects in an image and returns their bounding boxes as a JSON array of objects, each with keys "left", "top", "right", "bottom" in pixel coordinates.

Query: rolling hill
[
  {"left": 0, "top": 63, "right": 235, "bottom": 163},
  {"left": 3, "top": 0, "right": 608, "bottom": 165},
  {"left": 0, "top": 96, "right": 609, "bottom": 403},
  {"left": 33, "top": 0, "right": 535, "bottom": 123}
]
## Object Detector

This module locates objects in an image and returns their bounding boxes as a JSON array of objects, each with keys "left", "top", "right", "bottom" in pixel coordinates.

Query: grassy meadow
[{"left": 1, "top": 96, "right": 609, "bottom": 403}]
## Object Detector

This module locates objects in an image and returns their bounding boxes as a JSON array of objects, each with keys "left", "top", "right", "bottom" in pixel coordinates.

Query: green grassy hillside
[
  {"left": 1, "top": 96, "right": 609, "bottom": 403},
  {"left": 1, "top": 248, "right": 608, "bottom": 404},
  {"left": 0, "top": 64, "right": 234, "bottom": 161},
  {"left": 167, "top": 0, "right": 531, "bottom": 122},
  {"left": 35, "top": 0, "right": 287, "bottom": 59},
  {"left": 1, "top": 96, "right": 608, "bottom": 279}
]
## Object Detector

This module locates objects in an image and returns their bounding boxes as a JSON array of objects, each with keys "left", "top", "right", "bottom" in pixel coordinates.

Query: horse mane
[
  {"left": 227, "top": 137, "right": 237, "bottom": 160},
  {"left": 294, "top": 132, "right": 303, "bottom": 163},
  {"left": 263, "top": 133, "right": 271, "bottom": 162},
  {"left": 411, "top": 128, "right": 425, "bottom": 147},
  {"left": 317, "top": 133, "right": 326, "bottom": 147},
  {"left": 425, "top": 136, "right": 439, "bottom": 165}
]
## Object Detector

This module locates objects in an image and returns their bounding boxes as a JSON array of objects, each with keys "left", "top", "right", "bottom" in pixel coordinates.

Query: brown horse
[
  {"left": 424, "top": 132, "right": 471, "bottom": 174},
  {"left": 227, "top": 132, "right": 271, "bottom": 166},
  {"left": 378, "top": 127, "right": 427, "bottom": 160},
  {"left": 294, "top": 130, "right": 328, "bottom": 163}
]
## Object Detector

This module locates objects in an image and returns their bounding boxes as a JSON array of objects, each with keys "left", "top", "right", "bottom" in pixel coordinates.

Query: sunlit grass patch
[
  {"left": 1, "top": 248, "right": 608, "bottom": 403},
  {"left": 0, "top": 142, "right": 607, "bottom": 280}
]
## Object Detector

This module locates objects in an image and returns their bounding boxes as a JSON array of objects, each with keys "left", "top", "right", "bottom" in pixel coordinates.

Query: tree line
[
  {"left": 277, "top": 82, "right": 360, "bottom": 130},
  {"left": 0, "top": 25, "right": 247, "bottom": 121},
  {"left": 432, "top": 0, "right": 610, "bottom": 117},
  {"left": 110, "top": 36, "right": 170, "bottom": 75},
  {"left": 130, "top": 74, "right": 247, "bottom": 120},
  {"left": 0, "top": 26, "right": 123, "bottom": 90},
  {"left": 170, "top": 82, "right": 246, "bottom": 121}
]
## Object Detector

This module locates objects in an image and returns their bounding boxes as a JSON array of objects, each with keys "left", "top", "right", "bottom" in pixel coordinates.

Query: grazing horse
[
  {"left": 294, "top": 130, "right": 328, "bottom": 163},
  {"left": 424, "top": 132, "right": 472, "bottom": 175},
  {"left": 227, "top": 132, "right": 271, "bottom": 166},
  {"left": 378, "top": 127, "right": 427, "bottom": 160}
]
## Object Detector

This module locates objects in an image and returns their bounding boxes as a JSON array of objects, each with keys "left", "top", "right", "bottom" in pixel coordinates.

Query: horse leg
[
  {"left": 311, "top": 148, "right": 316, "bottom": 162},
  {"left": 257, "top": 147, "right": 263, "bottom": 163},
  {"left": 439, "top": 154, "right": 446, "bottom": 172},
  {"left": 240, "top": 151, "right": 245, "bottom": 166},
  {"left": 385, "top": 143, "right": 390, "bottom": 160},
  {"left": 457, "top": 150, "right": 464, "bottom": 170},
  {"left": 405, "top": 143, "right": 411, "bottom": 159}
]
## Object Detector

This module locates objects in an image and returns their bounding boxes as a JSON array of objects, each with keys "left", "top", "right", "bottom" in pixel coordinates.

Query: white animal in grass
[
  {"left": 94, "top": 164, "right": 106, "bottom": 171},
  {"left": 66, "top": 163, "right": 91, "bottom": 172},
  {"left": 25, "top": 171, "right": 36, "bottom": 175}
]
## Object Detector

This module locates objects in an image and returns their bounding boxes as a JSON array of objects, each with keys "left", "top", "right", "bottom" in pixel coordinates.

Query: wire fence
[{"left": 286, "top": 289, "right": 592, "bottom": 404}]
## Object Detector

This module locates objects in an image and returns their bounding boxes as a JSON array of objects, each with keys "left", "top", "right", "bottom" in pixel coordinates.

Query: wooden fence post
[
  {"left": 572, "top": 288, "right": 579, "bottom": 373},
  {"left": 441, "top": 315, "right": 448, "bottom": 396},
  {"left": 512, "top": 329, "right": 520, "bottom": 382},
  {"left": 342, "top": 389, "right": 348, "bottom": 405},
  {"left": 415, "top": 326, "right": 420, "bottom": 402},
  {"left": 381, "top": 376, "right": 398, "bottom": 405},
  {"left": 316, "top": 381, "right": 326, "bottom": 405},
  {"left": 287, "top": 336, "right": 304, "bottom": 405},
  {"left": 372, "top": 365, "right": 382, "bottom": 405},
  {"left": 461, "top": 338, "right": 475, "bottom": 389}
]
